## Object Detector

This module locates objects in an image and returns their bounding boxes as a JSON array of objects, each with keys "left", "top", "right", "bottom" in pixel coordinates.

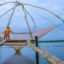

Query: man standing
[{"left": 4, "top": 27, "right": 11, "bottom": 40}]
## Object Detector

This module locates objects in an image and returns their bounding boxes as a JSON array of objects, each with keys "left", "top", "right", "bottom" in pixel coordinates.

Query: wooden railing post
[{"left": 35, "top": 36, "right": 39, "bottom": 64}]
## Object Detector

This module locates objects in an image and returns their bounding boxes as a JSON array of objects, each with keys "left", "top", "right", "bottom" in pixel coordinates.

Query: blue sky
[{"left": 0, "top": 0, "right": 64, "bottom": 40}]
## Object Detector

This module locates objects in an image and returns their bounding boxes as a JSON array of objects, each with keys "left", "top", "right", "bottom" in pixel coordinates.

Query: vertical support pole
[{"left": 35, "top": 36, "right": 39, "bottom": 64}]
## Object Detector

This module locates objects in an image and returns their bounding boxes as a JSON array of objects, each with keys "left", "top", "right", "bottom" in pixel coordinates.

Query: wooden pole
[{"left": 35, "top": 36, "right": 39, "bottom": 64}]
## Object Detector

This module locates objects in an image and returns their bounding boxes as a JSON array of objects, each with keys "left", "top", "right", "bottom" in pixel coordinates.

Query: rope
[
  {"left": 24, "top": 4, "right": 64, "bottom": 23},
  {"left": 40, "top": 16, "right": 64, "bottom": 33},
  {"left": 24, "top": 7, "right": 37, "bottom": 28},
  {"left": 0, "top": 2, "right": 63, "bottom": 34},
  {"left": 1, "top": 2, "right": 63, "bottom": 23},
  {"left": 30, "top": 10, "right": 64, "bottom": 33},
  {"left": 7, "top": 6, "right": 17, "bottom": 27},
  {"left": 21, "top": 4, "right": 33, "bottom": 39},
  {"left": 23, "top": 3, "right": 64, "bottom": 34},
  {"left": 0, "top": 1, "right": 16, "bottom": 6},
  {"left": 0, "top": 6, "right": 17, "bottom": 18}
]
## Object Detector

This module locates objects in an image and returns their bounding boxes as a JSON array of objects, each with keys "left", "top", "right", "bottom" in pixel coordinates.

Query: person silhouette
[{"left": 4, "top": 27, "right": 11, "bottom": 40}]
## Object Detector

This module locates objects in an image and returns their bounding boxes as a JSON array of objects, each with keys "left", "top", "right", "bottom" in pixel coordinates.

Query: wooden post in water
[{"left": 35, "top": 36, "right": 39, "bottom": 64}]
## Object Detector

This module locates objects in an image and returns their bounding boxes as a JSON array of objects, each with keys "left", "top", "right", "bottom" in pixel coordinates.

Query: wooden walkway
[
  {"left": 27, "top": 40, "right": 64, "bottom": 64},
  {"left": 0, "top": 40, "right": 28, "bottom": 52}
]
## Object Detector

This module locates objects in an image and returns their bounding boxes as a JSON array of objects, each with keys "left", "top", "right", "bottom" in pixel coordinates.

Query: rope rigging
[
  {"left": 23, "top": 7, "right": 37, "bottom": 28},
  {"left": 21, "top": 4, "right": 33, "bottom": 39},
  {"left": 0, "top": 6, "right": 17, "bottom": 18},
  {"left": 0, "top": 1, "right": 64, "bottom": 23},
  {"left": 7, "top": 6, "right": 16, "bottom": 27},
  {"left": 31, "top": 10, "right": 64, "bottom": 33},
  {"left": 0, "top": 1, "right": 64, "bottom": 34},
  {"left": 24, "top": 4, "right": 64, "bottom": 23},
  {"left": 0, "top": 1, "right": 15, "bottom": 6}
]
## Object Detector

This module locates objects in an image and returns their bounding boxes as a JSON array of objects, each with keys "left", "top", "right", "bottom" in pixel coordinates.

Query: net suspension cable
[
  {"left": 6, "top": 5, "right": 27, "bottom": 34},
  {"left": 29, "top": 8, "right": 64, "bottom": 33},
  {"left": 0, "top": 6, "right": 17, "bottom": 18},
  {"left": 24, "top": 4, "right": 64, "bottom": 23},
  {"left": 23, "top": 5, "right": 64, "bottom": 32},
  {"left": 5, "top": 3, "right": 34, "bottom": 34},
  {"left": 0, "top": 1, "right": 16, "bottom": 6},
  {"left": 0, "top": 1, "right": 64, "bottom": 34},
  {"left": 23, "top": 4, "right": 64, "bottom": 33},
  {"left": 0, "top": 2, "right": 36, "bottom": 34},
  {"left": 0, "top": 1, "right": 64, "bottom": 23},
  {"left": 21, "top": 4, "right": 33, "bottom": 39},
  {"left": 7, "top": 5, "right": 17, "bottom": 30},
  {"left": 0, "top": 1, "right": 63, "bottom": 43},
  {"left": 23, "top": 7, "right": 37, "bottom": 28},
  {"left": 6, "top": 5, "right": 26, "bottom": 34},
  {"left": 21, "top": 3, "right": 64, "bottom": 33},
  {"left": 36, "top": 12, "right": 64, "bottom": 33}
]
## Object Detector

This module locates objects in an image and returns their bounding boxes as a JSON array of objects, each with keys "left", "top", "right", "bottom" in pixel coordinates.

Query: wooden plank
[{"left": 5, "top": 41, "right": 28, "bottom": 50}]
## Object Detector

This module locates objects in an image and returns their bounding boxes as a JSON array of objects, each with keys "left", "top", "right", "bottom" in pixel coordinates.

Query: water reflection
[
  {"left": 0, "top": 42, "right": 64, "bottom": 64},
  {"left": 3, "top": 55, "right": 34, "bottom": 64}
]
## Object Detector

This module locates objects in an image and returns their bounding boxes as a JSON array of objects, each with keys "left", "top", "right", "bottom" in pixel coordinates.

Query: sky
[{"left": 0, "top": 0, "right": 64, "bottom": 40}]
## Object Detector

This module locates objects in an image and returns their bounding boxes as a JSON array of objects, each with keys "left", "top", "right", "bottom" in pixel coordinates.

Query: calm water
[{"left": 0, "top": 42, "right": 64, "bottom": 64}]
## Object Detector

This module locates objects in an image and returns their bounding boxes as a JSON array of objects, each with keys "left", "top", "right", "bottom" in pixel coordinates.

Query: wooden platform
[
  {"left": 0, "top": 34, "right": 35, "bottom": 40},
  {"left": 5, "top": 42, "right": 28, "bottom": 50},
  {"left": 4, "top": 39, "right": 35, "bottom": 50},
  {"left": 0, "top": 33, "right": 35, "bottom": 50},
  {"left": 0, "top": 40, "right": 30, "bottom": 51}
]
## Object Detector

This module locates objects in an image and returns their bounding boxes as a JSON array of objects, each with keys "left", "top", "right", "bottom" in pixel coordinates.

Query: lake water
[{"left": 0, "top": 42, "right": 64, "bottom": 64}]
